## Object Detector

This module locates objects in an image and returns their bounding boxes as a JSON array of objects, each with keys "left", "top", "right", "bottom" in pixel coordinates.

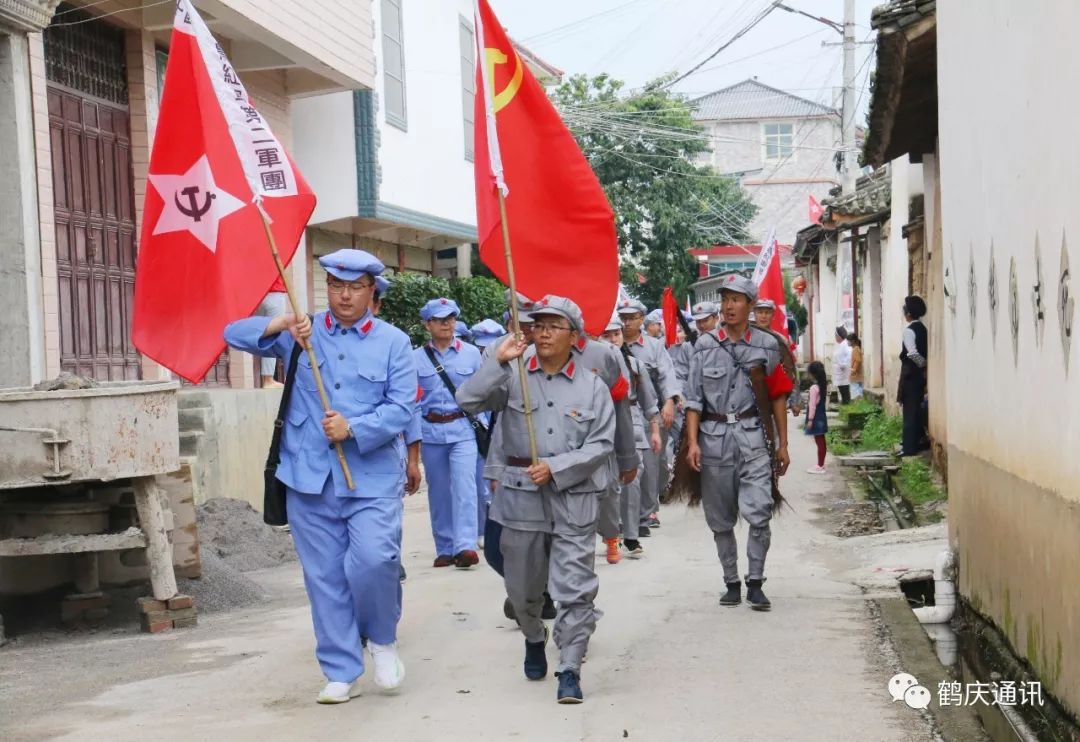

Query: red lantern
[{"left": 792, "top": 275, "right": 807, "bottom": 297}]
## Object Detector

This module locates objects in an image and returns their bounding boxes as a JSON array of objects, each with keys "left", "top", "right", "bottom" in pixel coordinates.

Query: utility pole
[{"left": 841, "top": 0, "right": 857, "bottom": 193}]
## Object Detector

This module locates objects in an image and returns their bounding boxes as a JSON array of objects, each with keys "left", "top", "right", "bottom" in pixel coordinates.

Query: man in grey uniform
[
  {"left": 457, "top": 295, "right": 615, "bottom": 705},
  {"left": 684, "top": 275, "right": 793, "bottom": 611},
  {"left": 617, "top": 298, "right": 680, "bottom": 535}
]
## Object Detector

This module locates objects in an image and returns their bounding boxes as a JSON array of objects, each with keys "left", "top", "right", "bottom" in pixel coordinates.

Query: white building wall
[
  {"left": 702, "top": 116, "right": 840, "bottom": 247},
  {"left": 291, "top": 91, "right": 359, "bottom": 225},
  {"left": 374, "top": 0, "right": 476, "bottom": 226},
  {"left": 881, "top": 158, "right": 922, "bottom": 413},
  {"left": 937, "top": 1, "right": 1080, "bottom": 713}
]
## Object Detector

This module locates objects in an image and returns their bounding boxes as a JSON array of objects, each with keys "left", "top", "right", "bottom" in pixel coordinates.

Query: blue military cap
[
  {"left": 718, "top": 273, "right": 758, "bottom": 303},
  {"left": 471, "top": 319, "right": 504, "bottom": 348},
  {"left": 420, "top": 297, "right": 461, "bottom": 321},
  {"left": 374, "top": 275, "right": 390, "bottom": 296},
  {"left": 454, "top": 320, "right": 473, "bottom": 340},
  {"left": 319, "top": 248, "right": 385, "bottom": 282},
  {"left": 531, "top": 295, "right": 584, "bottom": 332},
  {"left": 682, "top": 311, "right": 694, "bottom": 323},
  {"left": 616, "top": 298, "right": 647, "bottom": 316}
]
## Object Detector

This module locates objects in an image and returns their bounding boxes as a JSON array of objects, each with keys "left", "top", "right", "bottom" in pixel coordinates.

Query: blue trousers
[
  {"left": 422, "top": 438, "right": 479, "bottom": 555},
  {"left": 287, "top": 481, "right": 403, "bottom": 683},
  {"left": 476, "top": 456, "right": 491, "bottom": 540}
]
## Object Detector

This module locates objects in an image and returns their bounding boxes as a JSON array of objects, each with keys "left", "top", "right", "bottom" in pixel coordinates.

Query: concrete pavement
[{"left": 2, "top": 434, "right": 937, "bottom": 741}]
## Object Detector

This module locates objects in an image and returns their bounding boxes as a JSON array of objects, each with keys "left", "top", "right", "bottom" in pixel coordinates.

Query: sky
[{"left": 495, "top": 0, "right": 880, "bottom": 117}]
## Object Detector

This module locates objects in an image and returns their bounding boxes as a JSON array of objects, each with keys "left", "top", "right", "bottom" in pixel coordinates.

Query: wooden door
[{"left": 45, "top": 9, "right": 140, "bottom": 380}]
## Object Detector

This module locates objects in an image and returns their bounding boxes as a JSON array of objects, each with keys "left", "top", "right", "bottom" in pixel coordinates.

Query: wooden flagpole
[
  {"left": 497, "top": 191, "right": 539, "bottom": 465},
  {"left": 258, "top": 209, "right": 355, "bottom": 490}
]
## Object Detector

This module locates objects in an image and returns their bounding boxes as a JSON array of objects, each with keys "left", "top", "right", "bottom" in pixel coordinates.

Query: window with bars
[
  {"left": 382, "top": 0, "right": 407, "bottom": 130},
  {"left": 460, "top": 16, "right": 475, "bottom": 161},
  {"left": 763, "top": 122, "right": 794, "bottom": 162}
]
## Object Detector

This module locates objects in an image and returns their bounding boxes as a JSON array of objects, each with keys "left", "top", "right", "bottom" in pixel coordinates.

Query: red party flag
[
  {"left": 752, "top": 230, "right": 791, "bottom": 340},
  {"left": 473, "top": 0, "right": 618, "bottom": 335},
  {"left": 132, "top": 0, "right": 315, "bottom": 382},
  {"left": 662, "top": 287, "right": 679, "bottom": 347},
  {"left": 809, "top": 194, "right": 824, "bottom": 223}
]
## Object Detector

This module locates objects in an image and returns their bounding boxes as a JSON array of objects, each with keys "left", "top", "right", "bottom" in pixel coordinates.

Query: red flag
[
  {"left": 808, "top": 195, "right": 824, "bottom": 223},
  {"left": 752, "top": 230, "right": 791, "bottom": 340},
  {"left": 473, "top": 0, "right": 618, "bottom": 335},
  {"left": 132, "top": 0, "right": 315, "bottom": 383},
  {"left": 662, "top": 287, "right": 679, "bottom": 347}
]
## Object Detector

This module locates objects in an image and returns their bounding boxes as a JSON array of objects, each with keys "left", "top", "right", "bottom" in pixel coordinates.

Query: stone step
[
  {"left": 177, "top": 390, "right": 213, "bottom": 408},
  {"left": 178, "top": 407, "right": 210, "bottom": 432},
  {"left": 178, "top": 430, "right": 204, "bottom": 458}
]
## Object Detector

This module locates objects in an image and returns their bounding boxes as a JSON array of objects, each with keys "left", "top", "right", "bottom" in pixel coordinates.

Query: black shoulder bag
[
  {"left": 422, "top": 346, "right": 492, "bottom": 458},
  {"left": 263, "top": 342, "right": 305, "bottom": 526}
]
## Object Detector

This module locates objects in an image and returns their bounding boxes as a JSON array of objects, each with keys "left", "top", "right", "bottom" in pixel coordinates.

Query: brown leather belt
[
  {"left": 701, "top": 408, "right": 758, "bottom": 424},
  {"left": 506, "top": 456, "right": 534, "bottom": 467},
  {"left": 423, "top": 411, "right": 467, "bottom": 423}
]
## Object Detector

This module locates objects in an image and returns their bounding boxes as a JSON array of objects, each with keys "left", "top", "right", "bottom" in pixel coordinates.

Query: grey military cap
[
  {"left": 718, "top": 273, "right": 758, "bottom": 303},
  {"left": 691, "top": 301, "right": 719, "bottom": 320},
  {"left": 754, "top": 298, "right": 776, "bottom": 311},
  {"left": 604, "top": 314, "right": 624, "bottom": 332},
  {"left": 530, "top": 295, "right": 584, "bottom": 332},
  {"left": 615, "top": 298, "right": 647, "bottom": 316}
]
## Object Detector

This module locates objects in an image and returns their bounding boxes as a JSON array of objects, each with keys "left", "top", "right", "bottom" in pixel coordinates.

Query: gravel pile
[
  {"left": 196, "top": 498, "right": 297, "bottom": 572},
  {"left": 177, "top": 551, "right": 265, "bottom": 613}
]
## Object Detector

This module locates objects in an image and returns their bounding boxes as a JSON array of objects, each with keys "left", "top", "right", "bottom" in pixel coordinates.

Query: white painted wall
[
  {"left": 700, "top": 116, "right": 840, "bottom": 247},
  {"left": 374, "top": 0, "right": 476, "bottom": 226},
  {"left": 938, "top": 2, "right": 1080, "bottom": 496},
  {"left": 291, "top": 91, "right": 359, "bottom": 225},
  {"left": 881, "top": 158, "right": 922, "bottom": 412},
  {"left": 812, "top": 243, "right": 838, "bottom": 366}
]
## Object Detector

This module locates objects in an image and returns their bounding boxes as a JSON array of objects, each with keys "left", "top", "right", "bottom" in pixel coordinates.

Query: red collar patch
[
  {"left": 635, "top": 335, "right": 646, "bottom": 346},
  {"left": 527, "top": 355, "right": 539, "bottom": 372},
  {"left": 563, "top": 361, "right": 576, "bottom": 379},
  {"left": 360, "top": 319, "right": 374, "bottom": 335},
  {"left": 324, "top": 313, "right": 332, "bottom": 330},
  {"left": 575, "top": 336, "right": 587, "bottom": 352},
  {"left": 453, "top": 339, "right": 462, "bottom": 352},
  {"left": 717, "top": 329, "right": 728, "bottom": 341}
]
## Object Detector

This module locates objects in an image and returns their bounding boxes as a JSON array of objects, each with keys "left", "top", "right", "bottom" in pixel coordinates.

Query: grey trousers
[
  {"left": 700, "top": 450, "right": 774, "bottom": 583},
  {"left": 639, "top": 445, "right": 659, "bottom": 524},
  {"left": 620, "top": 465, "right": 643, "bottom": 540},
  {"left": 596, "top": 485, "right": 620, "bottom": 541},
  {"left": 500, "top": 524, "right": 599, "bottom": 674},
  {"left": 255, "top": 291, "right": 288, "bottom": 376}
]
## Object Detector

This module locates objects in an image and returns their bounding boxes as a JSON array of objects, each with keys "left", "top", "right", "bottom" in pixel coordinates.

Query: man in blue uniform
[
  {"left": 224, "top": 248, "right": 415, "bottom": 704},
  {"left": 415, "top": 298, "right": 484, "bottom": 569}
]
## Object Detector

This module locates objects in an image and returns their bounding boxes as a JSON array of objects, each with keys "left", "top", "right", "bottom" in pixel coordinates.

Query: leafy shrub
[{"left": 380, "top": 273, "right": 508, "bottom": 347}]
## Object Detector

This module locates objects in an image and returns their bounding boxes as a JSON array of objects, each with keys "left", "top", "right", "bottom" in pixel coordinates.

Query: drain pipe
[{"left": 913, "top": 550, "right": 956, "bottom": 624}]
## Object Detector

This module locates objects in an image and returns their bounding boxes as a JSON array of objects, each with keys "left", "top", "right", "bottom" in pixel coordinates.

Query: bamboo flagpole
[
  {"left": 497, "top": 192, "right": 540, "bottom": 465},
  {"left": 258, "top": 208, "right": 355, "bottom": 490}
]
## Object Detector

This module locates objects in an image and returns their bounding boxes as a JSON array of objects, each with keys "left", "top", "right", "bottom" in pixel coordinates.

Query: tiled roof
[
  {"left": 870, "top": 0, "right": 936, "bottom": 31},
  {"left": 690, "top": 79, "right": 838, "bottom": 122},
  {"left": 823, "top": 169, "right": 891, "bottom": 219}
]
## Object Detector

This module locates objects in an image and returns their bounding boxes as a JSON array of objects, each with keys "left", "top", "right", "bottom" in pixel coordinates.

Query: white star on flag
[{"left": 148, "top": 155, "right": 245, "bottom": 253}]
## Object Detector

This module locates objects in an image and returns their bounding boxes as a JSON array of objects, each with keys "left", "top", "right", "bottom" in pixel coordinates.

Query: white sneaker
[
  {"left": 317, "top": 680, "right": 360, "bottom": 704},
  {"left": 368, "top": 641, "right": 405, "bottom": 692},
  {"left": 806, "top": 465, "right": 827, "bottom": 475}
]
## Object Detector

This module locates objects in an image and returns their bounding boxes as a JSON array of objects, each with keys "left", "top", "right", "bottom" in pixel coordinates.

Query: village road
[{"left": 3, "top": 435, "right": 935, "bottom": 742}]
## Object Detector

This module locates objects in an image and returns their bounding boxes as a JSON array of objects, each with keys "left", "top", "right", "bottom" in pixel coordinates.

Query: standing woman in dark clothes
[
  {"left": 898, "top": 295, "right": 929, "bottom": 456},
  {"left": 804, "top": 361, "right": 829, "bottom": 474}
]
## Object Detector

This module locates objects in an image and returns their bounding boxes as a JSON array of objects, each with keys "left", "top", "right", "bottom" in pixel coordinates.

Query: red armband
[
  {"left": 609, "top": 374, "right": 630, "bottom": 402},
  {"left": 765, "top": 364, "right": 794, "bottom": 399}
]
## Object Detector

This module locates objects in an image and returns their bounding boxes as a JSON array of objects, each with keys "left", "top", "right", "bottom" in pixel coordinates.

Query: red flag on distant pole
[
  {"left": 662, "top": 287, "right": 679, "bottom": 347},
  {"left": 808, "top": 195, "right": 824, "bottom": 223},
  {"left": 473, "top": 0, "right": 618, "bottom": 335},
  {"left": 132, "top": 0, "right": 315, "bottom": 383},
  {"left": 752, "top": 229, "right": 791, "bottom": 340}
]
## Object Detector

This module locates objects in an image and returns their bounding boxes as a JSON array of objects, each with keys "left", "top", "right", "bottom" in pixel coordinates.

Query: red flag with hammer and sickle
[
  {"left": 473, "top": 0, "right": 619, "bottom": 336},
  {"left": 132, "top": 0, "right": 315, "bottom": 383}
]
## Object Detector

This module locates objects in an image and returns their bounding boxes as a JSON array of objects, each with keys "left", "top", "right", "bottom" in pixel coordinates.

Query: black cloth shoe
[
  {"left": 646, "top": 515, "right": 660, "bottom": 528},
  {"left": 541, "top": 592, "right": 557, "bottom": 620},
  {"left": 638, "top": 525, "right": 651, "bottom": 538},
  {"left": 556, "top": 670, "right": 584, "bottom": 704},
  {"left": 746, "top": 579, "right": 771, "bottom": 611},
  {"left": 524, "top": 636, "right": 547, "bottom": 680},
  {"left": 503, "top": 597, "right": 516, "bottom": 621},
  {"left": 719, "top": 581, "right": 742, "bottom": 606}
]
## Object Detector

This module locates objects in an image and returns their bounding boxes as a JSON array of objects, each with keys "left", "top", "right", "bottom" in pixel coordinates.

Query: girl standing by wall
[{"left": 805, "top": 361, "right": 829, "bottom": 474}]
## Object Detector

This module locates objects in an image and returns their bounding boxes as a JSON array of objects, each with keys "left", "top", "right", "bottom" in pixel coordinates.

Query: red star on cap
[
  {"left": 440, "top": 299, "right": 447, "bottom": 305},
  {"left": 337, "top": 263, "right": 345, "bottom": 269}
]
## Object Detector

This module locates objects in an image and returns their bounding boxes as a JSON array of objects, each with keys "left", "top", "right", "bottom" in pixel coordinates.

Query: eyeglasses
[
  {"left": 427, "top": 316, "right": 456, "bottom": 325},
  {"left": 532, "top": 322, "right": 573, "bottom": 335},
  {"left": 327, "top": 280, "right": 373, "bottom": 294}
]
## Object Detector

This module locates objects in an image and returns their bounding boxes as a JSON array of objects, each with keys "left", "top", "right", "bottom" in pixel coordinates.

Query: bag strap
[
  {"left": 422, "top": 345, "right": 487, "bottom": 434},
  {"left": 266, "top": 338, "right": 306, "bottom": 467}
]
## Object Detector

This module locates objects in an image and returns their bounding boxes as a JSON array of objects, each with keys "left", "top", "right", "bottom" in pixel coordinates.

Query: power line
[{"left": 521, "top": 0, "right": 650, "bottom": 44}]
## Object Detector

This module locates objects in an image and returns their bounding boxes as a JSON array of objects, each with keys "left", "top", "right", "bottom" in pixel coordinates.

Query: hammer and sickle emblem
[
  {"left": 175, "top": 185, "right": 216, "bottom": 223},
  {"left": 484, "top": 47, "right": 523, "bottom": 113}
]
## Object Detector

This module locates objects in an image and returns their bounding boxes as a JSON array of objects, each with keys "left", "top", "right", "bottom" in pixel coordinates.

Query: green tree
[
  {"left": 552, "top": 73, "right": 757, "bottom": 309},
  {"left": 380, "top": 272, "right": 507, "bottom": 347}
]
